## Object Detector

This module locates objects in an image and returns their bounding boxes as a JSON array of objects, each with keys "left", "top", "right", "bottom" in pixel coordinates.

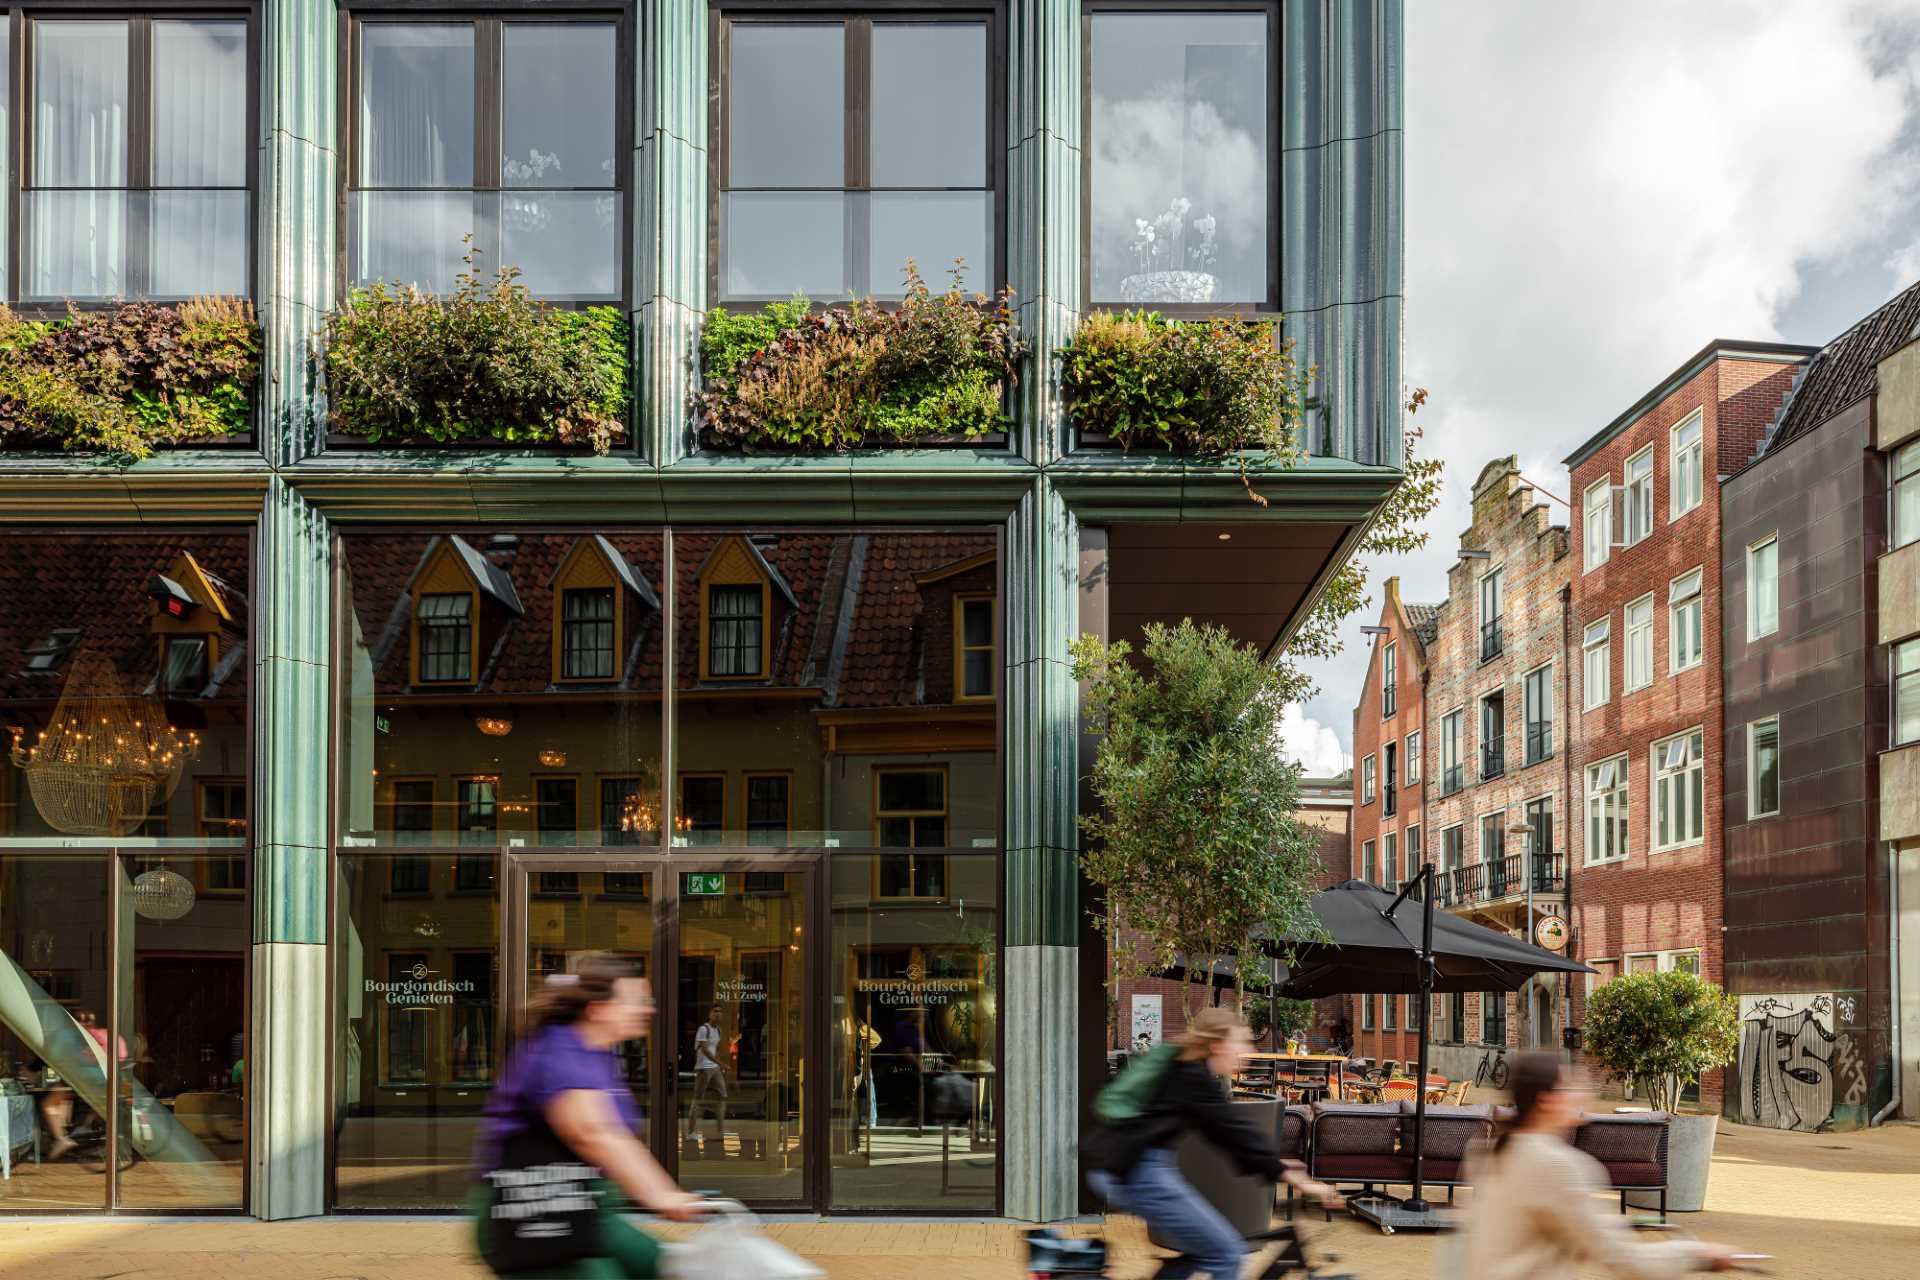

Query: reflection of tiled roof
[
  {"left": 1404, "top": 603, "right": 1441, "bottom": 648},
  {"left": 1765, "top": 278, "right": 1920, "bottom": 456},
  {"left": 345, "top": 531, "right": 997, "bottom": 708},
  {"left": 0, "top": 534, "right": 249, "bottom": 704}
]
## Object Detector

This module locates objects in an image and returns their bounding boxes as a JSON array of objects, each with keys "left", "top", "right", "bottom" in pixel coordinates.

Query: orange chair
[{"left": 1381, "top": 1078, "right": 1418, "bottom": 1103}]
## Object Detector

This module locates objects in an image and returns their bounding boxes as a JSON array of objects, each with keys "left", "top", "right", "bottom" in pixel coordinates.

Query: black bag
[{"left": 476, "top": 1111, "right": 605, "bottom": 1274}]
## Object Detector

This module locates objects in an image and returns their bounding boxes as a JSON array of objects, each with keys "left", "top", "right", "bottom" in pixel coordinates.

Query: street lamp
[{"left": 1508, "top": 818, "right": 1542, "bottom": 1050}]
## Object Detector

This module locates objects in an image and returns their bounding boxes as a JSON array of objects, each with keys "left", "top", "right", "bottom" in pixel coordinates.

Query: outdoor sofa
[{"left": 1572, "top": 1110, "right": 1671, "bottom": 1220}]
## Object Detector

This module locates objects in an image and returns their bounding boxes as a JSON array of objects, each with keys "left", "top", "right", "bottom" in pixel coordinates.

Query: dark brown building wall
[{"left": 1720, "top": 396, "right": 1891, "bottom": 1129}]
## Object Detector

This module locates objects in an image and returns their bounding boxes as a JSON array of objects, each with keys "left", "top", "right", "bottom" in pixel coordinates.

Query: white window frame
[
  {"left": 1478, "top": 807, "right": 1506, "bottom": 864},
  {"left": 1628, "top": 949, "right": 1702, "bottom": 975},
  {"left": 1381, "top": 640, "right": 1398, "bottom": 717},
  {"left": 1362, "top": 838, "right": 1377, "bottom": 884},
  {"left": 1624, "top": 446, "right": 1654, "bottom": 545},
  {"left": 1669, "top": 568, "right": 1704, "bottom": 673},
  {"left": 1478, "top": 565, "right": 1504, "bottom": 662},
  {"left": 1439, "top": 824, "right": 1466, "bottom": 876},
  {"left": 1404, "top": 730, "right": 1421, "bottom": 783},
  {"left": 1650, "top": 728, "right": 1706, "bottom": 852},
  {"left": 1894, "top": 440, "right": 1920, "bottom": 551},
  {"left": 1384, "top": 990, "right": 1397, "bottom": 1031},
  {"left": 1584, "top": 476, "right": 1612, "bottom": 571},
  {"left": 1406, "top": 824, "right": 1422, "bottom": 867},
  {"left": 1362, "top": 992, "right": 1376, "bottom": 1031},
  {"left": 1583, "top": 617, "right": 1610, "bottom": 710},
  {"left": 1383, "top": 830, "right": 1398, "bottom": 888},
  {"left": 1440, "top": 708, "right": 1465, "bottom": 793},
  {"left": 1522, "top": 661, "right": 1553, "bottom": 764},
  {"left": 1623, "top": 593, "right": 1655, "bottom": 692},
  {"left": 1585, "top": 752, "right": 1629, "bottom": 865},
  {"left": 1748, "top": 715, "right": 1780, "bottom": 819},
  {"left": 1670, "top": 409, "right": 1704, "bottom": 519},
  {"left": 1748, "top": 535, "right": 1779, "bottom": 639},
  {"left": 1361, "top": 754, "right": 1377, "bottom": 805}
]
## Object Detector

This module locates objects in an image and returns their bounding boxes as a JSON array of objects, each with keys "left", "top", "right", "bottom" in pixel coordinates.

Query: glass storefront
[
  {"left": 0, "top": 532, "right": 250, "bottom": 1212},
  {"left": 331, "top": 528, "right": 1001, "bottom": 1213}
]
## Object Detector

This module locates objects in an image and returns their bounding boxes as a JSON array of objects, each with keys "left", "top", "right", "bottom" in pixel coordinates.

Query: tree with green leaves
[
  {"left": 1583, "top": 970, "right": 1740, "bottom": 1113},
  {"left": 1072, "top": 620, "right": 1328, "bottom": 1019}
]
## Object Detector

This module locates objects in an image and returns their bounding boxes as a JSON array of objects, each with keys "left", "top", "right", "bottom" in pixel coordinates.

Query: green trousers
[{"left": 469, "top": 1184, "right": 663, "bottom": 1279}]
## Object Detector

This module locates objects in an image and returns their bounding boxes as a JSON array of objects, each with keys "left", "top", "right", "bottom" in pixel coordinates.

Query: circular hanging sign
[{"left": 1535, "top": 914, "right": 1569, "bottom": 952}]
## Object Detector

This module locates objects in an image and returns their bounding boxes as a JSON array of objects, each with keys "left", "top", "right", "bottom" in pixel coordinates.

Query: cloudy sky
[{"left": 1281, "top": 0, "right": 1920, "bottom": 775}]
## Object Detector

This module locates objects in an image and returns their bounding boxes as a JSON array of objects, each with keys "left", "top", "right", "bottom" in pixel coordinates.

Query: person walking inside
[
  {"left": 1451, "top": 1052, "right": 1738, "bottom": 1279},
  {"left": 473, "top": 954, "right": 703, "bottom": 1278},
  {"left": 688, "top": 1003, "right": 728, "bottom": 1158}
]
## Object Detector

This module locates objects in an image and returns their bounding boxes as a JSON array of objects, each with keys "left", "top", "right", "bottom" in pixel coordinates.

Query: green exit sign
[{"left": 683, "top": 872, "right": 725, "bottom": 897}]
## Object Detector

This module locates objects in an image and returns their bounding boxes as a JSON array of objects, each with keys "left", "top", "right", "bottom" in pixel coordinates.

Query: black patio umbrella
[{"left": 1268, "top": 870, "right": 1593, "bottom": 1233}]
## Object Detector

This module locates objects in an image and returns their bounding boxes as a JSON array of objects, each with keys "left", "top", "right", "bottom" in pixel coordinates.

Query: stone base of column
[
  {"left": 1003, "top": 942, "right": 1079, "bottom": 1222},
  {"left": 249, "top": 941, "right": 328, "bottom": 1220}
]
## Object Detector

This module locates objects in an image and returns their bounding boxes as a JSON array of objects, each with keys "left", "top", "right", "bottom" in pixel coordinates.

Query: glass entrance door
[{"left": 504, "top": 856, "right": 812, "bottom": 1209}]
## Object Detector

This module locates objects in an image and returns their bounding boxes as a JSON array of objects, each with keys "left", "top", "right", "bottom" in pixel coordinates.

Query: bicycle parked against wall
[{"left": 1474, "top": 1043, "right": 1510, "bottom": 1090}]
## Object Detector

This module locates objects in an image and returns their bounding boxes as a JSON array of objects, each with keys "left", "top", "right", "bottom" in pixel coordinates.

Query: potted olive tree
[{"left": 1583, "top": 970, "right": 1740, "bottom": 1212}]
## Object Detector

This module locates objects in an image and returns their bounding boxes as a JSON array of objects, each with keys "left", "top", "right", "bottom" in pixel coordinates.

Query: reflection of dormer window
[
  {"left": 163, "top": 637, "right": 209, "bottom": 694},
  {"left": 417, "top": 593, "right": 473, "bottom": 682},
  {"left": 709, "top": 585, "right": 763, "bottom": 677},
  {"left": 561, "top": 588, "right": 616, "bottom": 679},
  {"left": 24, "top": 628, "right": 81, "bottom": 673},
  {"left": 954, "top": 594, "right": 996, "bottom": 701}
]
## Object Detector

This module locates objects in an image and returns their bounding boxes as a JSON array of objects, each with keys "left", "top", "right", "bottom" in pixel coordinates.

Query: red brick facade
[{"left": 1564, "top": 346, "right": 1804, "bottom": 1108}]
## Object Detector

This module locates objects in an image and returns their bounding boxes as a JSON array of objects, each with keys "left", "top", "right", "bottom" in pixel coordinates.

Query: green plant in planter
[
  {"left": 693, "top": 262, "right": 1026, "bottom": 450},
  {"left": 1248, "top": 995, "right": 1315, "bottom": 1045},
  {"left": 0, "top": 298, "right": 262, "bottom": 458},
  {"left": 1058, "top": 310, "right": 1308, "bottom": 503},
  {"left": 323, "top": 249, "right": 628, "bottom": 453},
  {"left": 1583, "top": 969, "right": 1740, "bottom": 1113}
]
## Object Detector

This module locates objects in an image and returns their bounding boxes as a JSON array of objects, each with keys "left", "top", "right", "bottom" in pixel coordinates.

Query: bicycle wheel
[{"left": 1491, "top": 1056, "right": 1510, "bottom": 1089}]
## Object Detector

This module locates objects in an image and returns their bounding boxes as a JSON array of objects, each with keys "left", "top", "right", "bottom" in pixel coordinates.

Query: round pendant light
[{"left": 131, "top": 866, "right": 197, "bottom": 921}]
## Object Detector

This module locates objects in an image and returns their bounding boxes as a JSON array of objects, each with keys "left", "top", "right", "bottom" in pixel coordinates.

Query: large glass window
[
  {"left": 1585, "top": 755, "right": 1628, "bottom": 864},
  {"left": 719, "top": 14, "right": 994, "bottom": 301},
  {"left": 23, "top": 16, "right": 251, "bottom": 300},
  {"left": 1439, "top": 709, "right": 1464, "bottom": 796},
  {"left": 1897, "top": 640, "right": 1920, "bottom": 748},
  {"left": 349, "top": 17, "right": 622, "bottom": 298},
  {"left": 1523, "top": 664, "right": 1552, "bottom": 765},
  {"left": 1894, "top": 441, "right": 1920, "bottom": 550},
  {"left": 1652, "top": 730, "right": 1705, "bottom": 851},
  {"left": 1088, "top": 7, "right": 1271, "bottom": 307},
  {"left": 1584, "top": 476, "right": 1612, "bottom": 571},
  {"left": 1749, "top": 717, "right": 1780, "bottom": 819},
  {"left": 1671, "top": 410, "right": 1703, "bottom": 518},
  {"left": 1381, "top": 641, "right": 1397, "bottom": 717},
  {"left": 1749, "top": 536, "right": 1779, "bottom": 639},
  {"left": 1623, "top": 447, "right": 1654, "bottom": 545},
  {"left": 1583, "top": 617, "right": 1610, "bottom": 710},
  {"left": 1624, "top": 594, "right": 1654, "bottom": 692},
  {"left": 1670, "top": 569, "right": 1703, "bottom": 673}
]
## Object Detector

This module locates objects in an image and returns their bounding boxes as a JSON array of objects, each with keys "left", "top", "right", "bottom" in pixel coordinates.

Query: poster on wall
[
  {"left": 1130, "top": 994, "right": 1163, "bottom": 1054},
  {"left": 1737, "top": 994, "right": 1842, "bottom": 1132}
]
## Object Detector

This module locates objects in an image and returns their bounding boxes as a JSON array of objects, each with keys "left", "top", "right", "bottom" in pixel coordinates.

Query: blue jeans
[{"left": 1088, "top": 1147, "right": 1246, "bottom": 1279}]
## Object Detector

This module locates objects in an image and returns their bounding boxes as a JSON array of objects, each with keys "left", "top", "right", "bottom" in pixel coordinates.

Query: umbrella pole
[{"left": 1405, "top": 863, "right": 1435, "bottom": 1214}]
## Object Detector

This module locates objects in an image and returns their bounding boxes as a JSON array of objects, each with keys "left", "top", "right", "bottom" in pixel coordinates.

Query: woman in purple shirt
[{"left": 473, "top": 953, "right": 703, "bottom": 1277}]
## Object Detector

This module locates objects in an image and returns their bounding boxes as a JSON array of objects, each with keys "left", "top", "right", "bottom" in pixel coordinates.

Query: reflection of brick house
[{"left": 341, "top": 530, "right": 998, "bottom": 849}]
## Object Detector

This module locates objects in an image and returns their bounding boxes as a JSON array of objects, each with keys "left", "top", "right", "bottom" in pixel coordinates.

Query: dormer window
[
  {"left": 709, "top": 586, "right": 763, "bottom": 676},
  {"left": 163, "top": 636, "right": 209, "bottom": 694},
  {"left": 417, "top": 593, "right": 473, "bottom": 682},
  {"left": 24, "top": 628, "right": 81, "bottom": 673},
  {"left": 561, "top": 588, "right": 616, "bottom": 680},
  {"left": 955, "top": 594, "right": 996, "bottom": 701}
]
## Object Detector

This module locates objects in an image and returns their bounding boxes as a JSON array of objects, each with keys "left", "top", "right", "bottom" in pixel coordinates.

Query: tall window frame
[
  {"left": 1748, "top": 534, "right": 1779, "bottom": 639},
  {"left": 339, "top": 9, "right": 633, "bottom": 304},
  {"left": 1584, "top": 754, "right": 1627, "bottom": 864},
  {"left": 1623, "top": 593, "right": 1654, "bottom": 692},
  {"left": 1583, "top": 475, "right": 1612, "bottom": 571},
  {"left": 11, "top": 9, "right": 260, "bottom": 306},
  {"left": 1748, "top": 716, "right": 1780, "bottom": 819},
  {"left": 1651, "top": 728, "right": 1705, "bottom": 852},
  {"left": 712, "top": 5, "right": 1005, "bottom": 306},
  {"left": 1522, "top": 663, "right": 1552, "bottom": 765},
  {"left": 1623, "top": 445, "right": 1654, "bottom": 545},
  {"left": 1894, "top": 440, "right": 1920, "bottom": 551},
  {"left": 1439, "top": 708, "right": 1464, "bottom": 796},
  {"left": 1669, "top": 568, "right": 1703, "bottom": 673},
  {"left": 1403, "top": 730, "right": 1420, "bottom": 784},
  {"left": 1082, "top": 0, "right": 1281, "bottom": 316},
  {"left": 1381, "top": 640, "right": 1397, "bottom": 717},
  {"left": 1670, "top": 409, "right": 1703, "bottom": 519},
  {"left": 1896, "top": 638, "right": 1920, "bottom": 748},
  {"left": 1382, "top": 741, "right": 1396, "bottom": 817},
  {"left": 1361, "top": 754, "right": 1376, "bottom": 806},
  {"left": 1582, "top": 617, "right": 1610, "bottom": 710}
]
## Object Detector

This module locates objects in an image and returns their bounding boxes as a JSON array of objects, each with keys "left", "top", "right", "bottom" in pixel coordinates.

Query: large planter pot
[
  {"left": 1147, "top": 1098, "right": 1279, "bottom": 1246},
  {"left": 1628, "top": 1112, "right": 1718, "bottom": 1213}
]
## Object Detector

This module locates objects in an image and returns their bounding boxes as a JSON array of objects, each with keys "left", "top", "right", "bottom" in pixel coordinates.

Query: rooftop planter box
[
  {"left": 322, "top": 256, "right": 629, "bottom": 455},
  {"left": 0, "top": 299, "right": 262, "bottom": 459},
  {"left": 1060, "top": 310, "right": 1307, "bottom": 502},
  {"left": 691, "top": 264, "right": 1026, "bottom": 453}
]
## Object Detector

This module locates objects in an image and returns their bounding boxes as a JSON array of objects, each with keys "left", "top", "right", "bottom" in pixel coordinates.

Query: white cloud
[
  {"left": 1295, "top": 0, "right": 1920, "bottom": 754},
  {"left": 1280, "top": 702, "right": 1349, "bottom": 777}
]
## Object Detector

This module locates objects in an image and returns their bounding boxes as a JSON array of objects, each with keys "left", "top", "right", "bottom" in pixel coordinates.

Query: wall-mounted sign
[
  {"left": 1130, "top": 994, "right": 1163, "bottom": 1053},
  {"left": 683, "top": 872, "right": 725, "bottom": 897},
  {"left": 365, "top": 962, "right": 476, "bottom": 1007},
  {"left": 1535, "top": 915, "right": 1569, "bottom": 952}
]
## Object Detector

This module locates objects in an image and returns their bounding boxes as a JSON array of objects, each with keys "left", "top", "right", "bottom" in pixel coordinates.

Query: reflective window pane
[
  {"left": 153, "top": 21, "right": 247, "bottom": 188},
  {"left": 0, "top": 856, "right": 110, "bottom": 1209},
  {"left": 871, "top": 24, "right": 985, "bottom": 187},
  {"left": 500, "top": 192, "right": 621, "bottom": 298},
  {"left": 1, "top": 21, "right": 12, "bottom": 298},
  {"left": 34, "top": 21, "right": 128, "bottom": 188},
  {"left": 349, "top": 191, "right": 481, "bottom": 292},
  {"left": 728, "top": 25, "right": 843, "bottom": 187},
  {"left": 339, "top": 533, "right": 665, "bottom": 848},
  {"left": 869, "top": 192, "right": 992, "bottom": 298},
  {"left": 1090, "top": 12, "right": 1269, "bottom": 304},
  {"left": 830, "top": 851, "right": 997, "bottom": 1211},
  {"left": 114, "top": 854, "right": 246, "bottom": 1208},
  {"left": 721, "top": 192, "right": 847, "bottom": 300},
  {"left": 503, "top": 24, "right": 615, "bottom": 188},
  {"left": 360, "top": 24, "right": 474, "bottom": 187},
  {"left": 149, "top": 191, "right": 250, "bottom": 297},
  {"left": 25, "top": 190, "right": 126, "bottom": 299}
]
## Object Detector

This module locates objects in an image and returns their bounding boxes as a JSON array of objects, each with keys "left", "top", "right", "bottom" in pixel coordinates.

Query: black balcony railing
[
  {"left": 1525, "top": 724, "right": 1552, "bottom": 765},
  {"left": 1480, "top": 619, "right": 1504, "bottom": 662},
  {"left": 1481, "top": 745, "right": 1504, "bottom": 780},
  {"left": 1434, "top": 853, "right": 1565, "bottom": 910},
  {"left": 1440, "top": 763, "right": 1464, "bottom": 797}
]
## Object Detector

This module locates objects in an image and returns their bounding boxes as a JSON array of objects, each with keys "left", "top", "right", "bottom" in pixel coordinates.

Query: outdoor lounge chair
[
  {"left": 1572, "top": 1111, "right": 1671, "bottom": 1220},
  {"left": 1276, "top": 1104, "right": 1314, "bottom": 1217},
  {"left": 1306, "top": 1102, "right": 1409, "bottom": 1219},
  {"left": 1396, "top": 1101, "right": 1494, "bottom": 1202}
]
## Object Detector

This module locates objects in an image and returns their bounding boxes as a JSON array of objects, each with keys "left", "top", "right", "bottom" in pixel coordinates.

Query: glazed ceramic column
[
  {"left": 636, "top": 0, "right": 708, "bottom": 466},
  {"left": 1007, "top": 0, "right": 1081, "bottom": 467},
  {"left": 1002, "top": 478, "right": 1082, "bottom": 1221},
  {"left": 250, "top": 0, "right": 337, "bottom": 1219}
]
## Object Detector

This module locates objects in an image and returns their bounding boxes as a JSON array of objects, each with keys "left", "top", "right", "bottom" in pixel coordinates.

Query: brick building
[
  {"left": 1721, "top": 282, "right": 1920, "bottom": 1130},
  {"left": 1418, "top": 459, "right": 1574, "bottom": 1081},
  {"left": 1564, "top": 341, "right": 1810, "bottom": 1109},
  {"left": 1348, "top": 577, "right": 1438, "bottom": 1065}
]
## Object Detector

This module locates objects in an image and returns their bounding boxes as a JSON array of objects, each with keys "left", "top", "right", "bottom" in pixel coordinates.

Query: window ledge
[
  {"left": 1746, "top": 810, "right": 1781, "bottom": 821},
  {"left": 1582, "top": 855, "right": 1629, "bottom": 868},
  {"left": 1650, "top": 841, "right": 1704, "bottom": 855}
]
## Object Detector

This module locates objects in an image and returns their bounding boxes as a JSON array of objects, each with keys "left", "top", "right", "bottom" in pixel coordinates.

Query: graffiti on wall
[{"left": 1738, "top": 995, "right": 1836, "bottom": 1132}]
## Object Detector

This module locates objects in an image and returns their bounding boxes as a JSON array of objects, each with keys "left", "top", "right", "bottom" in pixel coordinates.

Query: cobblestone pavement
[{"left": 5, "top": 1123, "right": 1917, "bottom": 1279}]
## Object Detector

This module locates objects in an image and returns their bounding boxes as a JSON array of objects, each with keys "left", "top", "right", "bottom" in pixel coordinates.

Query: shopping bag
[{"left": 662, "top": 1201, "right": 824, "bottom": 1279}]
